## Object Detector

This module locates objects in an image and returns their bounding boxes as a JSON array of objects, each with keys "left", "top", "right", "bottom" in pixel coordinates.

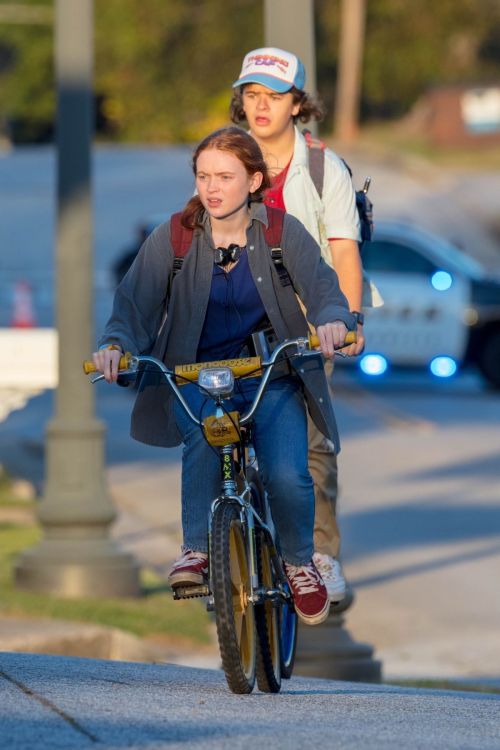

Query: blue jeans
[{"left": 173, "top": 377, "right": 315, "bottom": 565}]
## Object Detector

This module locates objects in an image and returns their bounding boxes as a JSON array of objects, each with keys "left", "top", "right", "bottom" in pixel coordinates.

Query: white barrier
[{"left": 0, "top": 328, "right": 58, "bottom": 388}]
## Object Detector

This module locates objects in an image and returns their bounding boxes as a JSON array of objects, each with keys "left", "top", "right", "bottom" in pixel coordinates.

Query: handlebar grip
[
  {"left": 308, "top": 330, "right": 357, "bottom": 350},
  {"left": 82, "top": 353, "right": 131, "bottom": 375}
]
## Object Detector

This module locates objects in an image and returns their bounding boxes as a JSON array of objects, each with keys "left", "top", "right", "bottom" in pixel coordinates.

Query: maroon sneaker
[
  {"left": 168, "top": 549, "right": 209, "bottom": 588},
  {"left": 284, "top": 560, "right": 330, "bottom": 625}
]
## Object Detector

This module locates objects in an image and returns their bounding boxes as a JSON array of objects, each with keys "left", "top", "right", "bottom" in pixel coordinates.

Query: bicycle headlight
[{"left": 198, "top": 367, "right": 234, "bottom": 397}]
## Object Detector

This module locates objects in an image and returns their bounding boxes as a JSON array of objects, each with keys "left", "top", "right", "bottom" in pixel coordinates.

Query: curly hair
[
  {"left": 181, "top": 126, "right": 272, "bottom": 230},
  {"left": 229, "top": 85, "right": 325, "bottom": 125}
]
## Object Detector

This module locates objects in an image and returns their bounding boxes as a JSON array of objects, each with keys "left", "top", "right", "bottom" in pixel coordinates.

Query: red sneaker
[
  {"left": 284, "top": 560, "right": 330, "bottom": 625},
  {"left": 168, "top": 549, "right": 209, "bottom": 588}
]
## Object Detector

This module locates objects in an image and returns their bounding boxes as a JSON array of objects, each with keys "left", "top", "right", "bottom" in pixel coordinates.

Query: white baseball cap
[{"left": 233, "top": 47, "right": 306, "bottom": 93}]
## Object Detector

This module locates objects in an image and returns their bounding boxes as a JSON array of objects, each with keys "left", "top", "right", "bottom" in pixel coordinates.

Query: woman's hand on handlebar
[
  {"left": 92, "top": 347, "right": 123, "bottom": 383},
  {"left": 315, "top": 322, "right": 349, "bottom": 358}
]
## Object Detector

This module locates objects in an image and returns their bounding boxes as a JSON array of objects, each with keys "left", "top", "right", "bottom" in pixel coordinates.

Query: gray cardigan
[{"left": 99, "top": 202, "right": 355, "bottom": 450}]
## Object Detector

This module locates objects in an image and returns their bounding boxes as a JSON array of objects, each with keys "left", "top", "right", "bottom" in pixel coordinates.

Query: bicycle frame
[
  {"left": 86, "top": 331, "right": 356, "bottom": 692},
  {"left": 88, "top": 333, "right": 353, "bottom": 595},
  {"left": 207, "top": 443, "right": 289, "bottom": 612},
  {"left": 88, "top": 335, "right": 331, "bottom": 604}
]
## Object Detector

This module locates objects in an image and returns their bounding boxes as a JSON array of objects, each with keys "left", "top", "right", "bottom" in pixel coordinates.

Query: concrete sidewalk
[
  {"left": 1, "top": 372, "right": 500, "bottom": 685},
  {"left": 105, "top": 434, "right": 500, "bottom": 684},
  {"left": 1, "top": 652, "right": 499, "bottom": 750}
]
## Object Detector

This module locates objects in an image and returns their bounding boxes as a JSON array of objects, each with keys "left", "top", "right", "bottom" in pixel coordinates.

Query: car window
[{"left": 363, "top": 240, "right": 437, "bottom": 275}]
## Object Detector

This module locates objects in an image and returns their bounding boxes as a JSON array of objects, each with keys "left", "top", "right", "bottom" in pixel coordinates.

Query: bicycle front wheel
[
  {"left": 255, "top": 532, "right": 282, "bottom": 692},
  {"left": 279, "top": 582, "right": 298, "bottom": 679},
  {"left": 210, "top": 501, "right": 256, "bottom": 694}
]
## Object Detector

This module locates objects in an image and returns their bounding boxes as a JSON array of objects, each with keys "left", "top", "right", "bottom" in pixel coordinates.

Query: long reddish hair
[{"left": 181, "top": 126, "right": 271, "bottom": 229}]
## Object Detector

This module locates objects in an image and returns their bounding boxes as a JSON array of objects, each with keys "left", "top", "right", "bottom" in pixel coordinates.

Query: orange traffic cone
[{"left": 11, "top": 281, "right": 36, "bottom": 328}]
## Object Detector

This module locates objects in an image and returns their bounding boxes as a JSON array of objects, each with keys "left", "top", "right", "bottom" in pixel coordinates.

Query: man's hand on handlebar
[
  {"left": 92, "top": 347, "right": 123, "bottom": 383},
  {"left": 342, "top": 324, "right": 365, "bottom": 357},
  {"left": 315, "top": 321, "right": 349, "bottom": 358}
]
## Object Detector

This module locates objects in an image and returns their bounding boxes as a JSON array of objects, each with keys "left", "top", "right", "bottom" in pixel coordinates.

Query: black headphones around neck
[{"left": 214, "top": 244, "right": 243, "bottom": 267}]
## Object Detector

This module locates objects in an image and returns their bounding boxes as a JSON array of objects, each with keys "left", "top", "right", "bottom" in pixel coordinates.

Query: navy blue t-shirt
[{"left": 197, "top": 249, "right": 268, "bottom": 362}]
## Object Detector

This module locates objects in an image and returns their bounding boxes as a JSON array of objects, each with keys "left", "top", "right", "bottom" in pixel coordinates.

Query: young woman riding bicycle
[{"left": 93, "top": 126, "right": 356, "bottom": 627}]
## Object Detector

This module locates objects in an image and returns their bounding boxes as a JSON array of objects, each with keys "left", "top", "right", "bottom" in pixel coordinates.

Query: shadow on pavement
[
  {"left": 401, "top": 451, "right": 500, "bottom": 481},
  {"left": 350, "top": 539, "right": 500, "bottom": 588}
]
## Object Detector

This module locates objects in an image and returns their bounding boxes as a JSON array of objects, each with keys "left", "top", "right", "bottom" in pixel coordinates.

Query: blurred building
[{"left": 411, "top": 84, "right": 500, "bottom": 147}]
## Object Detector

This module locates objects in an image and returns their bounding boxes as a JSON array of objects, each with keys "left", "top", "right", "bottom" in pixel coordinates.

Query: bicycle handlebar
[
  {"left": 82, "top": 331, "right": 356, "bottom": 376},
  {"left": 82, "top": 352, "right": 132, "bottom": 375},
  {"left": 83, "top": 330, "right": 357, "bottom": 430}
]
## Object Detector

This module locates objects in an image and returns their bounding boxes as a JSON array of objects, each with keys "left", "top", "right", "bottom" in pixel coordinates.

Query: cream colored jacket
[{"left": 283, "top": 127, "right": 383, "bottom": 307}]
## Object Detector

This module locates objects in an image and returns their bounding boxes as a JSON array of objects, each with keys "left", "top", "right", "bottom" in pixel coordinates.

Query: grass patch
[
  {"left": 0, "top": 522, "right": 211, "bottom": 644},
  {"left": 386, "top": 679, "right": 500, "bottom": 695},
  {"left": 0, "top": 469, "right": 35, "bottom": 508}
]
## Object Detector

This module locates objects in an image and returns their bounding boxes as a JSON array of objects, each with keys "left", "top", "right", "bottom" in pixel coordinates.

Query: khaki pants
[{"left": 308, "top": 360, "right": 340, "bottom": 558}]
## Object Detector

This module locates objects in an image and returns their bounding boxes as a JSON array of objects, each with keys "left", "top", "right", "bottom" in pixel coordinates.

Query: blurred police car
[
  {"left": 359, "top": 221, "right": 500, "bottom": 387},
  {"left": 115, "top": 216, "right": 500, "bottom": 388}
]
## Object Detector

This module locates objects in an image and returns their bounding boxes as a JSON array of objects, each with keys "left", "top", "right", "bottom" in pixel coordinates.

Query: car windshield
[
  {"left": 373, "top": 223, "right": 486, "bottom": 279},
  {"left": 434, "top": 239, "right": 485, "bottom": 277}
]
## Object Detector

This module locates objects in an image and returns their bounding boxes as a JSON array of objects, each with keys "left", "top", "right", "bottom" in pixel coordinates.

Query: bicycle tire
[
  {"left": 247, "top": 467, "right": 296, "bottom": 679},
  {"left": 255, "top": 532, "right": 282, "bottom": 693},
  {"left": 279, "top": 582, "right": 298, "bottom": 679},
  {"left": 210, "top": 501, "right": 256, "bottom": 694},
  {"left": 247, "top": 466, "right": 296, "bottom": 680}
]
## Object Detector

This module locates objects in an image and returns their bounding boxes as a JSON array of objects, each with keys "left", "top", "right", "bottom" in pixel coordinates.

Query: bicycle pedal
[{"left": 172, "top": 584, "right": 210, "bottom": 600}]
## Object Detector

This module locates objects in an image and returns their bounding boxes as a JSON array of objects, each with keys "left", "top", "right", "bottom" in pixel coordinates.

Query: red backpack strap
[
  {"left": 264, "top": 206, "right": 292, "bottom": 288},
  {"left": 303, "top": 128, "right": 325, "bottom": 200},
  {"left": 170, "top": 211, "right": 194, "bottom": 258},
  {"left": 169, "top": 211, "right": 195, "bottom": 287},
  {"left": 264, "top": 205, "right": 285, "bottom": 247}
]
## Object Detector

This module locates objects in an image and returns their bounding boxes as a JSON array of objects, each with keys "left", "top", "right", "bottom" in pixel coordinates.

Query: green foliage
[
  {"left": 94, "top": 0, "right": 261, "bottom": 142},
  {"left": 0, "top": 0, "right": 499, "bottom": 142},
  {"left": 317, "top": 0, "right": 500, "bottom": 126},
  {"left": 362, "top": 0, "right": 500, "bottom": 116},
  {"left": 0, "top": 0, "right": 53, "bottom": 139}
]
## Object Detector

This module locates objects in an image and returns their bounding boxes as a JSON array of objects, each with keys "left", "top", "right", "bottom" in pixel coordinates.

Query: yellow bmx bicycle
[{"left": 84, "top": 331, "right": 355, "bottom": 694}]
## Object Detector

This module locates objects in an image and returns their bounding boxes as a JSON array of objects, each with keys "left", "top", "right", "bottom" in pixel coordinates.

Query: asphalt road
[
  {"left": 2, "top": 364, "right": 499, "bottom": 682},
  {"left": 1, "top": 145, "right": 499, "bottom": 684},
  {"left": 1, "top": 653, "right": 499, "bottom": 750}
]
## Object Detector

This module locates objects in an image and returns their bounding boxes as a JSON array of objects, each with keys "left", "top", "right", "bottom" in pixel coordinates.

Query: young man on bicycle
[{"left": 230, "top": 47, "right": 371, "bottom": 603}]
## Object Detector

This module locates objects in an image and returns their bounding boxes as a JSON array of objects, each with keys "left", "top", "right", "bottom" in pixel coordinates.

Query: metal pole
[
  {"left": 334, "top": 0, "right": 367, "bottom": 144},
  {"left": 15, "top": 0, "right": 139, "bottom": 597}
]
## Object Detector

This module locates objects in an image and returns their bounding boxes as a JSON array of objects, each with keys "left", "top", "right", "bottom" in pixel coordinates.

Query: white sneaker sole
[{"left": 326, "top": 587, "right": 346, "bottom": 604}]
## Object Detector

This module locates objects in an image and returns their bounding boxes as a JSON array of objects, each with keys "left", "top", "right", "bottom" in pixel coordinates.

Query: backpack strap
[
  {"left": 169, "top": 205, "right": 292, "bottom": 287},
  {"left": 303, "top": 129, "right": 325, "bottom": 200},
  {"left": 169, "top": 211, "right": 194, "bottom": 279},
  {"left": 263, "top": 204, "right": 284, "bottom": 247},
  {"left": 264, "top": 206, "right": 292, "bottom": 288},
  {"left": 305, "top": 133, "right": 374, "bottom": 247}
]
